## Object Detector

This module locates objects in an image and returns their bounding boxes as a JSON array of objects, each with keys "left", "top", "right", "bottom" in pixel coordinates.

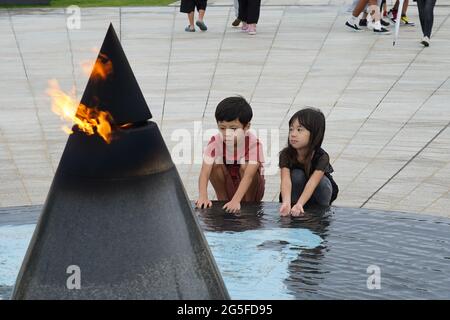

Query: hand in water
[
  {"left": 223, "top": 200, "right": 241, "bottom": 214},
  {"left": 279, "top": 203, "right": 291, "bottom": 216},
  {"left": 290, "top": 203, "right": 305, "bottom": 216}
]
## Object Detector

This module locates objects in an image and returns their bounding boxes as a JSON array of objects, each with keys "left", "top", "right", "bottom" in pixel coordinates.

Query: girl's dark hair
[
  {"left": 280, "top": 108, "right": 326, "bottom": 177},
  {"left": 215, "top": 96, "right": 253, "bottom": 126}
]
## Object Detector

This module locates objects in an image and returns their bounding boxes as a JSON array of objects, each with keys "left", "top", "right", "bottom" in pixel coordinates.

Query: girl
[{"left": 279, "top": 108, "right": 339, "bottom": 217}]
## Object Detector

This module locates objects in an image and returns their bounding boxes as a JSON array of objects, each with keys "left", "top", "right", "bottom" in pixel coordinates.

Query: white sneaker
[{"left": 421, "top": 36, "right": 430, "bottom": 47}]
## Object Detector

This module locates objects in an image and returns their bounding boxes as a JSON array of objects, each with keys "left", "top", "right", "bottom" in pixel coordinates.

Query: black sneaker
[
  {"left": 380, "top": 19, "right": 390, "bottom": 27},
  {"left": 345, "top": 21, "right": 363, "bottom": 31},
  {"left": 374, "top": 27, "right": 391, "bottom": 34},
  {"left": 232, "top": 18, "right": 241, "bottom": 27},
  {"left": 359, "top": 19, "right": 368, "bottom": 27}
]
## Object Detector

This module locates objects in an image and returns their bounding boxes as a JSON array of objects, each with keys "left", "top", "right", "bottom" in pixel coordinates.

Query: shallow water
[{"left": 1, "top": 202, "right": 450, "bottom": 299}]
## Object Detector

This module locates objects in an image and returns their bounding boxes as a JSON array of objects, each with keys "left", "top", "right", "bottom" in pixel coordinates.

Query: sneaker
[
  {"left": 374, "top": 27, "right": 391, "bottom": 34},
  {"left": 345, "top": 20, "right": 363, "bottom": 31},
  {"left": 241, "top": 23, "right": 249, "bottom": 32},
  {"left": 421, "top": 36, "right": 430, "bottom": 47},
  {"left": 248, "top": 25, "right": 256, "bottom": 35},
  {"left": 232, "top": 18, "right": 241, "bottom": 27},
  {"left": 196, "top": 20, "right": 208, "bottom": 31},
  {"left": 388, "top": 9, "right": 397, "bottom": 23},
  {"left": 359, "top": 18, "right": 368, "bottom": 27},
  {"left": 401, "top": 15, "right": 415, "bottom": 26},
  {"left": 381, "top": 18, "right": 390, "bottom": 27},
  {"left": 185, "top": 26, "right": 195, "bottom": 32}
]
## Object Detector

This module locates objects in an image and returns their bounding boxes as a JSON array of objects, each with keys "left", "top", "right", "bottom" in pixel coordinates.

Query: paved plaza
[{"left": 1, "top": 0, "right": 450, "bottom": 216}]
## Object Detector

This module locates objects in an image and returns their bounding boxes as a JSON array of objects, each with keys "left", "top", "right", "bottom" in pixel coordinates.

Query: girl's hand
[
  {"left": 279, "top": 202, "right": 291, "bottom": 216},
  {"left": 223, "top": 200, "right": 241, "bottom": 214},
  {"left": 195, "top": 197, "right": 212, "bottom": 209},
  {"left": 290, "top": 203, "right": 305, "bottom": 216}
]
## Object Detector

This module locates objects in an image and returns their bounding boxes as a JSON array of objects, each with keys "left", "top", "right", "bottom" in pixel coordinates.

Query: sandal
[{"left": 196, "top": 20, "right": 208, "bottom": 31}]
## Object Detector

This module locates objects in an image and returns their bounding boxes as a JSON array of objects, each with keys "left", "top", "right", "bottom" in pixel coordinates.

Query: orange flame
[
  {"left": 81, "top": 53, "right": 113, "bottom": 81},
  {"left": 47, "top": 79, "right": 113, "bottom": 144}
]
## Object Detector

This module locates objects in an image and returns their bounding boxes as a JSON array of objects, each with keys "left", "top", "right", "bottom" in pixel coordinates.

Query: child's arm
[
  {"left": 195, "top": 161, "right": 213, "bottom": 209},
  {"left": 291, "top": 170, "right": 325, "bottom": 216},
  {"left": 279, "top": 168, "right": 292, "bottom": 216},
  {"left": 223, "top": 162, "right": 260, "bottom": 213}
]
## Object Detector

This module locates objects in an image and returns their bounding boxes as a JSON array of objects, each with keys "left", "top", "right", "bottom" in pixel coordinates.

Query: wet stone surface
[{"left": 1, "top": 202, "right": 450, "bottom": 299}]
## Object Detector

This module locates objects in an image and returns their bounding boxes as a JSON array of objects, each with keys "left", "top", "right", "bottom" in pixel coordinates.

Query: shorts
[
  {"left": 223, "top": 164, "right": 265, "bottom": 202},
  {"left": 180, "top": 0, "right": 207, "bottom": 13}
]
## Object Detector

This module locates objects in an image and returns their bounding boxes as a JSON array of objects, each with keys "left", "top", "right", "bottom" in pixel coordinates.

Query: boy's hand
[
  {"left": 279, "top": 202, "right": 291, "bottom": 216},
  {"left": 223, "top": 200, "right": 241, "bottom": 214},
  {"left": 195, "top": 197, "right": 212, "bottom": 209},
  {"left": 290, "top": 203, "right": 305, "bottom": 217}
]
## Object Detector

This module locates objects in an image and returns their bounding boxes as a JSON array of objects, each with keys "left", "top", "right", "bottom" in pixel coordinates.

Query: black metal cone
[
  {"left": 11, "top": 25, "right": 229, "bottom": 300},
  {"left": 80, "top": 23, "right": 152, "bottom": 125}
]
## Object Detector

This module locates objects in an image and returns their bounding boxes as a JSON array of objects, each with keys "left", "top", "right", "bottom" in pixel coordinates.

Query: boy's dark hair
[{"left": 215, "top": 96, "right": 253, "bottom": 126}]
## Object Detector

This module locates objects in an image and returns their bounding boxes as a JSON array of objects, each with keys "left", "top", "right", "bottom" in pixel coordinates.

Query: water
[
  {"left": 1, "top": 203, "right": 450, "bottom": 299},
  {"left": 0, "top": 224, "right": 34, "bottom": 300}
]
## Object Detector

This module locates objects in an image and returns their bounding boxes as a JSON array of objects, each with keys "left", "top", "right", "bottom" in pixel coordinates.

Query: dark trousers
[
  {"left": 290, "top": 169, "right": 332, "bottom": 206},
  {"left": 416, "top": 0, "right": 436, "bottom": 38},
  {"left": 238, "top": 0, "right": 261, "bottom": 24}
]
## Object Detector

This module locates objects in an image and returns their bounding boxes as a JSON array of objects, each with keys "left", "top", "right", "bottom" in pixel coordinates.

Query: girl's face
[{"left": 289, "top": 118, "right": 310, "bottom": 150}]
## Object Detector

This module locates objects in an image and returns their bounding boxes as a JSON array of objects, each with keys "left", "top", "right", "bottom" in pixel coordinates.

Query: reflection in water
[{"left": 196, "top": 202, "right": 332, "bottom": 299}]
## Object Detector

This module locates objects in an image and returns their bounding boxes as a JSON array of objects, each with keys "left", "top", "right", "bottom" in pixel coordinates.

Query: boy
[
  {"left": 195, "top": 97, "right": 265, "bottom": 214},
  {"left": 180, "top": 0, "right": 208, "bottom": 32}
]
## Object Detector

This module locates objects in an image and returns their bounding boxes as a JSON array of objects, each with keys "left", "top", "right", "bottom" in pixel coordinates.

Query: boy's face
[{"left": 217, "top": 119, "right": 249, "bottom": 145}]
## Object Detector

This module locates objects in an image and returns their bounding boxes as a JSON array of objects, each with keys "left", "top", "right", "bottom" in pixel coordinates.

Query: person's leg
[
  {"left": 353, "top": 0, "right": 370, "bottom": 17},
  {"left": 194, "top": 0, "right": 208, "bottom": 30},
  {"left": 401, "top": 0, "right": 409, "bottom": 15},
  {"left": 238, "top": 0, "right": 249, "bottom": 30},
  {"left": 391, "top": 0, "right": 409, "bottom": 19},
  {"left": 210, "top": 164, "right": 230, "bottom": 201},
  {"left": 290, "top": 169, "right": 307, "bottom": 205},
  {"left": 417, "top": 0, "right": 427, "bottom": 36},
  {"left": 346, "top": 0, "right": 369, "bottom": 30},
  {"left": 239, "top": 163, "right": 263, "bottom": 202},
  {"left": 425, "top": 0, "right": 437, "bottom": 38},
  {"left": 247, "top": 0, "right": 261, "bottom": 24},
  {"left": 181, "top": 0, "right": 196, "bottom": 30},
  {"left": 232, "top": 0, "right": 241, "bottom": 26},
  {"left": 312, "top": 176, "right": 333, "bottom": 206},
  {"left": 198, "top": 10, "right": 205, "bottom": 21},
  {"left": 188, "top": 11, "right": 195, "bottom": 29},
  {"left": 368, "top": 0, "right": 381, "bottom": 22},
  {"left": 367, "top": 0, "right": 390, "bottom": 32},
  {"left": 392, "top": 0, "right": 399, "bottom": 11}
]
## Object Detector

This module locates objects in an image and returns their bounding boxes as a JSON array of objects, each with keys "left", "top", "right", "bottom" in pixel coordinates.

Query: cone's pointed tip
[{"left": 104, "top": 23, "right": 119, "bottom": 42}]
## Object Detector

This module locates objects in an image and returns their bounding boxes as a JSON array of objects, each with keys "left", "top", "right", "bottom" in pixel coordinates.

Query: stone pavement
[{"left": 1, "top": 1, "right": 450, "bottom": 216}]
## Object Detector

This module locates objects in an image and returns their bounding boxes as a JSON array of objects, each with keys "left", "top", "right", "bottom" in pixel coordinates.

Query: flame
[
  {"left": 81, "top": 52, "right": 113, "bottom": 81},
  {"left": 47, "top": 79, "right": 113, "bottom": 143}
]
